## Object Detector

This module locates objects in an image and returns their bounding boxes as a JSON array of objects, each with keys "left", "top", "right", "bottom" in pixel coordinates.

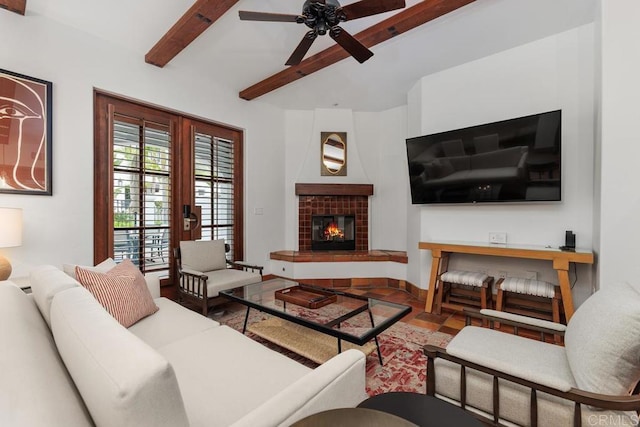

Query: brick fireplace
[{"left": 296, "top": 183, "right": 373, "bottom": 251}]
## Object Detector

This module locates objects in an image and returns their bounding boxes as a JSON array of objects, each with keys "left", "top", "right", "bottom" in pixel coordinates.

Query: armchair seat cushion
[
  {"left": 204, "top": 268, "right": 262, "bottom": 297},
  {"left": 446, "top": 326, "right": 575, "bottom": 392}
]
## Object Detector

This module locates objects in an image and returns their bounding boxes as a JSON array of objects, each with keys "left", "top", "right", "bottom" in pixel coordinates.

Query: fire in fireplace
[{"left": 311, "top": 215, "right": 356, "bottom": 251}]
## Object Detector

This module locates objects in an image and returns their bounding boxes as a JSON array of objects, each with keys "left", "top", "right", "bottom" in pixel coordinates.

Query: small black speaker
[{"left": 565, "top": 230, "right": 576, "bottom": 249}]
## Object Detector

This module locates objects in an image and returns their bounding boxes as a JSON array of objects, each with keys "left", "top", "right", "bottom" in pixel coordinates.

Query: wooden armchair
[
  {"left": 424, "top": 283, "right": 640, "bottom": 426},
  {"left": 174, "top": 239, "right": 263, "bottom": 315}
]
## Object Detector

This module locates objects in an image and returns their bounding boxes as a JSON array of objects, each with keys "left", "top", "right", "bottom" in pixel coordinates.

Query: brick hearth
[{"left": 295, "top": 183, "right": 374, "bottom": 251}]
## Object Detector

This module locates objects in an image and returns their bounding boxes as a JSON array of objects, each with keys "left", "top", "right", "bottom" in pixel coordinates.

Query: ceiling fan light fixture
[{"left": 239, "top": 0, "right": 405, "bottom": 65}]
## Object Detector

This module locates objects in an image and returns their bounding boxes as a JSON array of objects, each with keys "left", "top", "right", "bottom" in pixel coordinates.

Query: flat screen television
[{"left": 406, "top": 110, "right": 561, "bottom": 204}]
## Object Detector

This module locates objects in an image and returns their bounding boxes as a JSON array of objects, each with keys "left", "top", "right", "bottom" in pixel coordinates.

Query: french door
[{"left": 94, "top": 92, "right": 244, "bottom": 284}]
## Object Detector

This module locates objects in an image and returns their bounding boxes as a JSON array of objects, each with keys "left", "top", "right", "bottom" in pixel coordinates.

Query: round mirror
[{"left": 321, "top": 132, "right": 346, "bottom": 175}]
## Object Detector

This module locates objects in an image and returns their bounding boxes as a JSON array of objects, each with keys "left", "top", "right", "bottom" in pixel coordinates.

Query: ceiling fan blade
[
  {"left": 286, "top": 31, "right": 318, "bottom": 66},
  {"left": 329, "top": 26, "right": 373, "bottom": 63},
  {"left": 238, "top": 11, "right": 301, "bottom": 22},
  {"left": 339, "top": 0, "right": 405, "bottom": 21}
]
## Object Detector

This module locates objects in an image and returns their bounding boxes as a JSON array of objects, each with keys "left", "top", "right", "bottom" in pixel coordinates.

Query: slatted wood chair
[
  {"left": 425, "top": 282, "right": 640, "bottom": 426},
  {"left": 174, "top": 239, "right": 263, "bottom": 315}
]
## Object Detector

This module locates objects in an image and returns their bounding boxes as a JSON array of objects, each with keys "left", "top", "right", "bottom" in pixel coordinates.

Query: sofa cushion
[
  {"left": 75, "top": 259, "right": 159, "bottom": 327},
  {"left": 63, "top": 257, "right": 117, "bottom": 280},
  {"left": 129, "top": 297, "right": 219, "bottom": 349},
  {"left": 0, "top": 282, "right": 93, "bottom": 427},
  {"left": 180, "top": 239, "right": 227, "bottom": 272},
  {"left": 30, "top": 264, "right": 81, "bottom": 328},
  {"left": 158, "top": 325, "right": 311, "bottom": 427},
  {"left": 51, "top": 287, "right": 189, "bottom": 427},
  {"left": 565, "top": 282, "right": 640, "bottom": 395}
]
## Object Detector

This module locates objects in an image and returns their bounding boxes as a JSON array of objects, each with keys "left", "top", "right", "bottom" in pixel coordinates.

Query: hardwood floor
[{"left": 346, "top": 287, "right": 560, "bottom": 343}]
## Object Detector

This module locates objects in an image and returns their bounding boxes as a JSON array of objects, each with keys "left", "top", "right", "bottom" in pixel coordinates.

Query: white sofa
[{"left": 0, "top": 265, "right": 367, "bottom": 427}]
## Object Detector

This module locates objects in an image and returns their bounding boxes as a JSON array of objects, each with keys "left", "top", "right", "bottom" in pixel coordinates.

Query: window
[
  {"left": 112, "top": 118, "right": 171, "bottom": 272},
  {"left": 94, "top": 92, "right": 245, "bottom": 282},
  {"left": 194, "top": 133, "right": 236, "bottom": 256}
]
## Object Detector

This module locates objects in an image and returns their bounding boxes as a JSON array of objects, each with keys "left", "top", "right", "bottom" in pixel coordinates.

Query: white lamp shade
[{"left": 0, "top": 208, "right": 23, "bottom": 248}]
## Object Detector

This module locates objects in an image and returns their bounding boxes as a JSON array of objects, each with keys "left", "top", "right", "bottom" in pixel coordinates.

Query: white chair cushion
[
  {"left": 565, "top": 282, "right": 640, "bottom": 396},
  {"left": 205, "top": 268, "right": 262, "bottom": 297},
  {"left": 30, "top": 265, "right": 81, "bottom": 328},
  {"left": 441, "top": 270, "right": 489, "bottom": 287},
  {"left": 180, "top": 239, "right": 226, "bottom": 272},
  {"left": 500, "top": 277, "right": 556, "bottom": 298},
  {"left": 446, "top": 326, "right": 575, "bottom": 392},
  {"left": 50, "top": 287, "right": 189, "bottom": 427}
]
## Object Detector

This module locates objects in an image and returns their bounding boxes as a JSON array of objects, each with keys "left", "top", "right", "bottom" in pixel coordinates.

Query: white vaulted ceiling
[{"left": 24, "top": 0, "right": 597, "bottom": 111}]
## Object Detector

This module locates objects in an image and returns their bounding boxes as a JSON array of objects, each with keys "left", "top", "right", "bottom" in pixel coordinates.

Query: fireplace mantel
[{"left": 295, "top": 183, "right": 373, "bottom": 197}]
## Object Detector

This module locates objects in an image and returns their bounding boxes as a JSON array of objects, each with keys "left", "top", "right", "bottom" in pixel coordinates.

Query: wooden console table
[{"left": 419, "top": 241, "right": 594, "bottom": 321}]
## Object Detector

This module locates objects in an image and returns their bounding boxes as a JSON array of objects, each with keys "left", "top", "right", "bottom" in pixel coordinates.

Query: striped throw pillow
[{"left": 75, "top": 259, "right": 159, "bottom": 327}]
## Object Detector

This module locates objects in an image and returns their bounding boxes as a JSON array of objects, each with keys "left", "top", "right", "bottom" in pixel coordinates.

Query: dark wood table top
[{"left": 358, "top": 392, "right": 484, "bottom": 427}]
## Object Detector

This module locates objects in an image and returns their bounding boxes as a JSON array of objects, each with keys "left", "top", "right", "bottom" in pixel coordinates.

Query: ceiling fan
[{"left": 239, "top": 0, "right": 406, "bottom": 66}]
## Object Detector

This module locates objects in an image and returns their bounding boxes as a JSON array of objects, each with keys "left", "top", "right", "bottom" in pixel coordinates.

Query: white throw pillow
[
  {"left": 63, "top": 257, "right": 116, "bottom": 280},
  {"left": 565, "top": 282, "right": 640, "bottom": 395},
  {"left": 180, "top": 239, "right": 227, "bottom": 272}
]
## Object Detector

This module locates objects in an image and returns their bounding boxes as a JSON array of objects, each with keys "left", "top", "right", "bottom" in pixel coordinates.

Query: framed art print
[{"left": 0, "top": 69, "right": 53, "bottom": 195}]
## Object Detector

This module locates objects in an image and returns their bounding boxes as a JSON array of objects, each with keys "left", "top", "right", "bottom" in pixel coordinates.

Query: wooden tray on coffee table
[{"left": 275, "top": 286, "right": 337, "bottom": 309}]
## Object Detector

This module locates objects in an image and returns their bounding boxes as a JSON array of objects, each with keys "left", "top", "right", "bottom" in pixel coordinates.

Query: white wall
[
  {"left": 278, "top": 107, "right": 411, "bottom": 280},
  {"left": 0, "top": 12, "right": 285, "bottom": 276},
  {"left": 282, "top": 108, "right": 376, "bottom": 251},
  {"left": 598, "top": 0, "right": 640, "bottom": 288},
  {"left": 407, "top": 24, "right": 597, "bottom": 305}
]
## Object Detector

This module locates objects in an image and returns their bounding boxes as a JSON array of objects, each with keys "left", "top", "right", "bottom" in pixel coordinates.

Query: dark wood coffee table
[{"left": 358, "top": 392, "right": 484, "bottom": 427}]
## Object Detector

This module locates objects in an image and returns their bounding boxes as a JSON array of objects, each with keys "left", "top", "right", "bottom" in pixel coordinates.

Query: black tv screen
[{"left": 406, "top": 110, "right": 561, "bottom": 204}]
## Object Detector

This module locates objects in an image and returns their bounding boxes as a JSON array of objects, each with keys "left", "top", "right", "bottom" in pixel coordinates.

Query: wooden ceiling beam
[
  {"left": 0, "top": 0, "right": 26, "bottom": 15},
  {"left": 239, "top": 0, "right": 476, "bottom": 101},
  {"left": 146, "top": 0, "right": 240, "bottom": 68}
]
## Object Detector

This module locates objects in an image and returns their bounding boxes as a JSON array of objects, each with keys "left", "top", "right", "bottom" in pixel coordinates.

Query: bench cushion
[
  {"left": 499, "top": 277, "right": 556, "bottom": 298},
  {"left": 441, "top": 270, "right": 490, "bottom": 287}
]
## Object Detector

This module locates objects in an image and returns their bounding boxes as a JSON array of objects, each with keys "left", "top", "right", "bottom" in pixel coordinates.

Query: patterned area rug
[{"left": 213, "top": 305, "right": 453, "bottom": 396}]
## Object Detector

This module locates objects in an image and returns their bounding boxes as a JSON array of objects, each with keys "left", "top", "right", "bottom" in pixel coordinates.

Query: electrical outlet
[
  {"left": 498, "top": 271, "right": 508, "bottom": 279},
  {"left": 489, "top": 232, "right": 507, "bottom": 244},
  {"left": 524, "top": 271, "right": 538, "bottom": 280}
]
